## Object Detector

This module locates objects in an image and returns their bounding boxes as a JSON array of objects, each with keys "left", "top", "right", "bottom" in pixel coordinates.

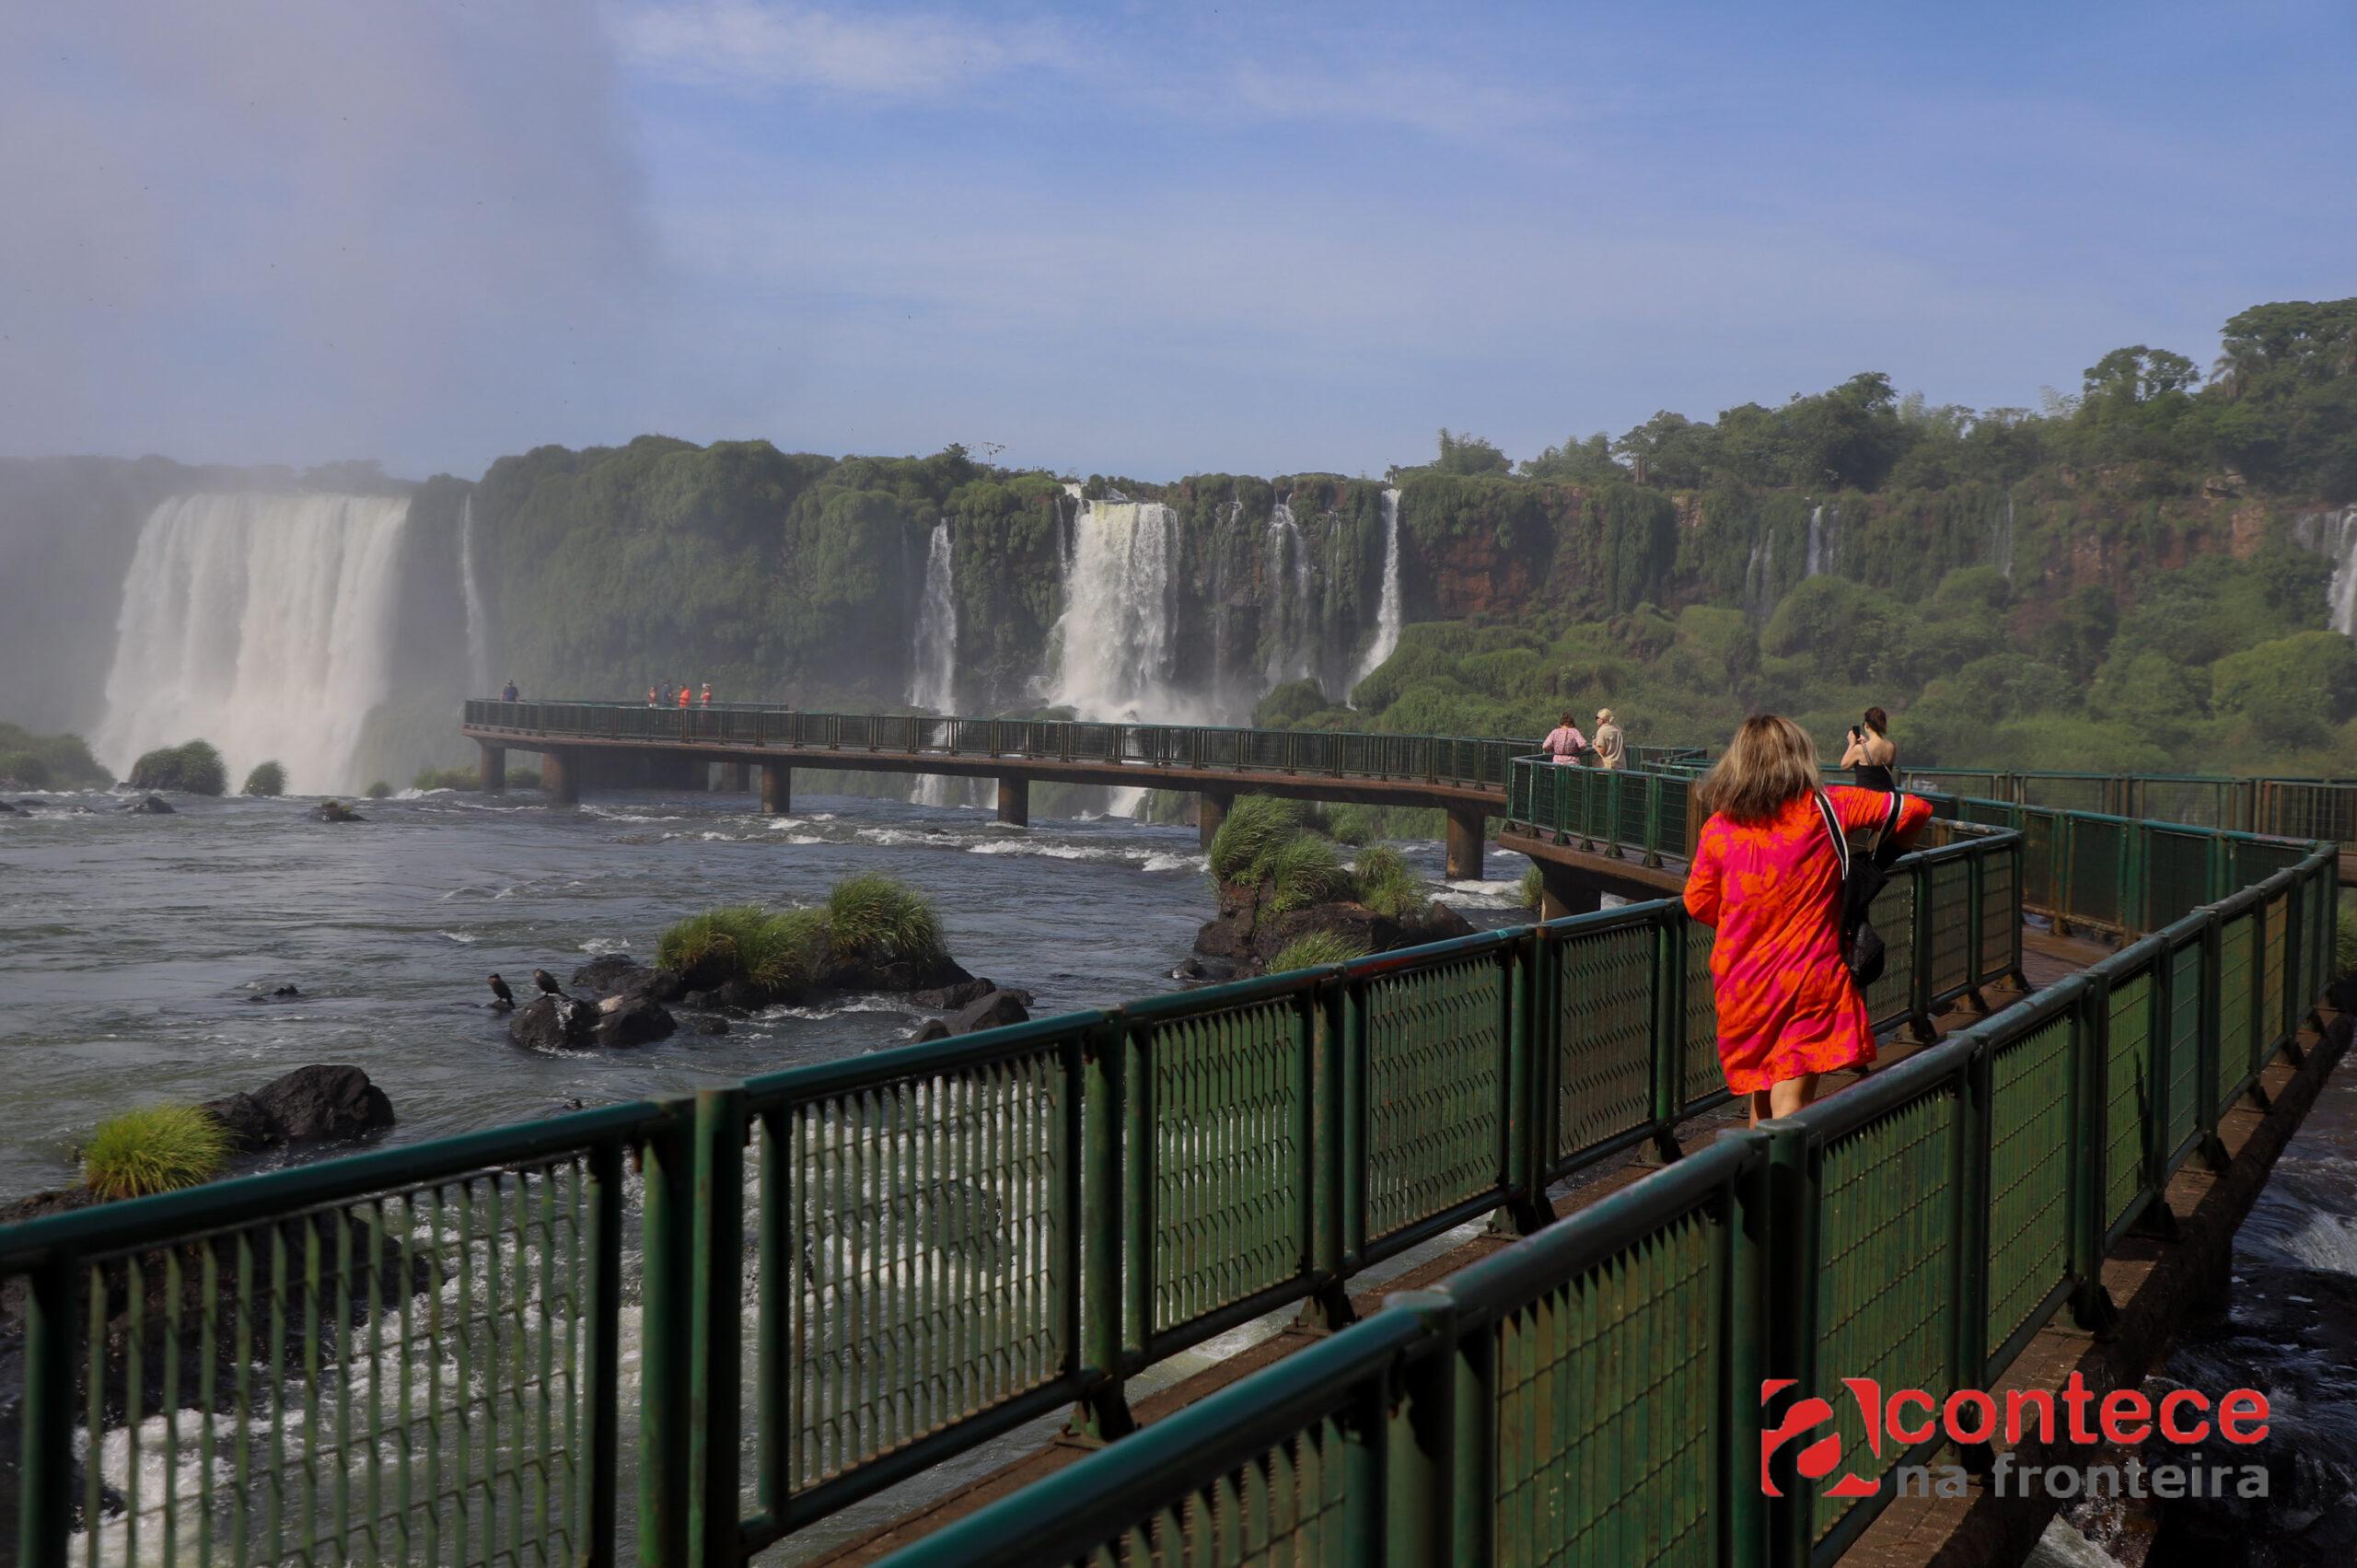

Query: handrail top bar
[
  {"left": 0, "top": 1097, "right": 674, "bottom": 1268},
  {"left": 1759, "top": 1032, "right": 1982, "bottom": 1146}
]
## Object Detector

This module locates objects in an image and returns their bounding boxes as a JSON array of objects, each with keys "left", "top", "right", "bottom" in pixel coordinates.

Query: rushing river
[{"left": 0, "top": 783, "right": 1519, "bottom": 1200}]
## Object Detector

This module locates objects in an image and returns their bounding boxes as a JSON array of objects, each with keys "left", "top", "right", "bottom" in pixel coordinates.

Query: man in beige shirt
[{"left": 1593, "top": 709, "right": 1626, "bottom": 770}]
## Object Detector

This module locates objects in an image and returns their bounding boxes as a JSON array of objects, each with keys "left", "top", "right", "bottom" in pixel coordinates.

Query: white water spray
[
  {"left": 2293, "top": 506, "right": 2357, "bottom": 635},
  {"left": 458, "top": 493, "right": 491, "bottom": 696},
  {"left": 1261, "top": 502, "right": 1317, "bottom": 689},
  {"left": 1353, "top": 488, "right": 1403, "bottom": 691},
  {"left": 1805, "top": 503, "right": 1840, "bottom": 578},
  {"left": 908, "top": 522, "right": 960, "bottom": 807},
  {"left": 96, "top": 493, "right": 412, "bottom": 794}
]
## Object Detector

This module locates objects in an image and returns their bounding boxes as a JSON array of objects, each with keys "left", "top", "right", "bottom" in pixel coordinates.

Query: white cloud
[{"left": 617, "top": 0, "right": 1073, "bottom": 97}]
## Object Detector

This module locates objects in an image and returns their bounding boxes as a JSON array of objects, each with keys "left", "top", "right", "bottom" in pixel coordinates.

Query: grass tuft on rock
[
  {"left": 826, "top": 873, "right": 946, "bottom": 962},
  {"left": 1266, "top": 834, "right": 1351, "bottom": 916},
  {"left": 1268, "top": 931, "right": 1368, "bottom": 973},
  {"left": 1207, "top": 796, "right": 1305, "bottom": 885},
  {"left": 1354, "top": 845, "right": 1426, "bottom": 919},
  {"left": 242, "top": 760, "right": 286, "bottom": 797},
  {"left": 1518, "top": 864, "right": 1545, "bottom": 910},
  {"left": 83, "top": 1105, "right": 231, "bottom": 1201},
  {"left": 128, "top": 739, "right": 226, "bottom": 796}
]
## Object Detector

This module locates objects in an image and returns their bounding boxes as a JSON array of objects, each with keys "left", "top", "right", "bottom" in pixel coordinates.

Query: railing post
[
  {"left": 17, "top": 1254, "right": 79, "bottom": 1567},
  {"left": 1643, "top": 774, "right": 1665, "bottom": 867},
  {"left": 639, "top": 1103, "right": 695, "bottom": 1566},
  {"left": 1648, "top": 910, "right": 1686, "bottom": 1162},
  {"left": 1078, "top": 1016, "right": 1133, "bottom": 1437},
  {"left": 587, "top": 1140, "right": 626, "bottom": 1564},
  {"left": 1382, "top": 1291, "right": 1457, "bottom": 1568},
  {"left": 1306, "top": 976, "right": 1352, "bottom": 1328},
  {"left": 1909, "top": 863, "right": 1936, "bottom": 1040},
  {"left": 2068, "top": 977, "right": 2117, "bottom": 1331},
  {"left": 1762, "top": 1121, "right": 1820, "bottom": 1564},
  {"left": 2196, "top": 910, "right": 2229, "bottom": 1168},
  {"left": 690, "top": 1089, "right": 745, "bottom": 1567}
]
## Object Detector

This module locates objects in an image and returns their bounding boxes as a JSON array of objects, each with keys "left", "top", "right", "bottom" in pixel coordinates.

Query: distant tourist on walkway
[
  {"left": 1541, "top": 711, "right": 1588, "bottom": 764},
  {"left": 1592, "top": 708, "right": 1626, "bottom": 770},
  {"left": 647, "top": 686, "right": 658, "bottom": 707},
  {"left": 1684, "top": 714, "right": 1930, "bottom": 1124},
  {"left": 501, "top": 678, "right": 518, "bottom": 703},
  {"left": 700, "top": 682, "right": 713, "bottom": 707},
  {"left": 1840, "top": 707, "right": 1898, "bottom": 792},
  {"left": 678, "top": 683, "right": 692, "bottom": 710}
]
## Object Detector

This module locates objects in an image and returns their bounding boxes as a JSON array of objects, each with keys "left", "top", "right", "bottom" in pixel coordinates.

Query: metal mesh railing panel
[
  {"left": 1076, "top": 1411, "right": 1359, "bottom": 1567},
  {"left": 1553, "top": 925, "right": 1656, "bottom": 1162},
  {"left": 1491, "top": 1209, "right": 1720, "bottom": 1568},
  {"left": 2219, "top": 914, "right": 2255, "bottom": 1108},
  {"left": 2069, "top": 818, "right": 2125, "bottom": 930},
  {"left": 1361, "top": 957, "right": 1509, "bottom": 1248},
  {"left": 2022, "top": 814, "right": 2057, "bottom": 912},
  {"left": 2146, "top": 830, "right": 2212, "bottom": 929},
  {"left": 1984, "top": 1016, "right": 2073, "bottom": 1360},
  {"left": 1862, "top": 868, "right": 1916, "bottom": 1028},
  {"left": 1927, "top": 859, "right": 1972, "bottom": 1001},
  {"left": 2103, "top": 972, "right": 2154, "bottom": 1234},
  {"left": 2166, "top": 940, "right": 2203, "bottom": 1165},
  {"left": 1980, "top": 852, "right": 2017, "bottom": 984},
  {"left": 1680, "top": 922, "right": 1720, "bottom": 1107},
  {"left": 2261, "top": 895, "right": 2289, "bottom": 1063}
]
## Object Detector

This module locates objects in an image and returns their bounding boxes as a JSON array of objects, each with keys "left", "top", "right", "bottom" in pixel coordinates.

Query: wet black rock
[
  {"left": 594, "top": 993, "right": 677, "bottom": 1049},
  {"left": 909, "top": 978, "right": 998, "bottom": 1010},
  {"left": 949, "top": 990, "right": 1030, "bottom": 1034},
  {"left": 122, "top": 794, "right": 175, "bottom": 815},
  {"left": 913, "top": 1018, "right": 953, "bottom": 1042},
  {"left": 0, "top": 800, "right": 17, "bottom": 815},
  {"left": 694, "top": 1014, "right": 730, "bottom": 1036},
  {"left": 308, "top": 800, "right": 366, "bottom": 823},
  {"left": 571, "top": 954, "right": 650, "bottom": 993},
  {"left": 197, "top": 1065, "right": 395, "bottom": 1153},
  {"left": 244, "top": 982, "right": 303, "bottom": 1004},
  {"left": 509, "top": 993, "right": 596, "bottom": 1051}
]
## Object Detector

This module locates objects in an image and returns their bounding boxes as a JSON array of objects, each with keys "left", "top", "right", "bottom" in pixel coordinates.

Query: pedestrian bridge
[{"left": 0, "top": 701, "right": 2343, "bottom": 1565}]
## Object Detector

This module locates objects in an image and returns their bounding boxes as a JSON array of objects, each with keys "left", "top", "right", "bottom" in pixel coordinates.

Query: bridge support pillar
[
  {"left": 1536, "top": 861, "right": 1602, "bottom": 922},
  {"left": 1446, "top": 807, "right": 1485, "bottom": 882},
  {"left": 479, "top": 741, "right": 505, "bottom": 795},
  {"left": 540, "top": 749, "right": 579, "bottom": 806},
  {"left": 1199, "top": 790, "right": 1234, "bottom": 853},
  {"left": 760, "top": 762, "right": 790, "bottom": 815},
  {"left": 721, "top": 762, "right": 750, "bottom": 794},
  {"left": 997, "top": 775, "right": 1029, "bottom": 829}
]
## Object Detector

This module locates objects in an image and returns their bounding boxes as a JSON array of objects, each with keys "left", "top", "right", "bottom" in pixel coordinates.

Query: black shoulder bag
[{"left": 1815, "top": 790, "right": 1906, "bottom": 987}]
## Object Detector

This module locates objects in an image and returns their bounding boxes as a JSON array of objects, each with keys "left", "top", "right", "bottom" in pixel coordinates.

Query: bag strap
[
  {"left": 1866, "top": 788, "right": 1905, "bottom": 854},
  {"left": 1814, "top": 791, "right": 1851, "bottom": 881}
]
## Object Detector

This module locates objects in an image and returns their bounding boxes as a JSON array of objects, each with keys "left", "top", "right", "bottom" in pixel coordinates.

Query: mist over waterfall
[
  {"left": 1047, "top": 498, "right": 1210, "bottom": 725},
  {"left": 1353, "top": 487, "right": 1403, "bottom": 690},
  {"left": 2294, "top": 506, "right": 2357, "bottom": 635},
  {"left": 96, "top": 494, "right": 412, "bottom": 793},
  {"left": 458, "top": 494, "right": 491, "bottom": 696},
  {"left": 1805, "top": 503, "right": 1839, "bottom": 577}
]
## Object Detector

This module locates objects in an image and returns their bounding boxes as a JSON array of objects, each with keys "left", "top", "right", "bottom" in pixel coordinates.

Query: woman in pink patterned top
[
  {"left": 1540, "top": 711, "right": 1587, "bottom": 764},
  {"left": 1683, "top": 714, "right": 1930, "bottom": 1123}
]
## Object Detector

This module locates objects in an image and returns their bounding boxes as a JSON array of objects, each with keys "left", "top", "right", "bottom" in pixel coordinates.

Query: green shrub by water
[
  {"left": 1208, "top": 796, "right": 1306, "bottom": 885},
  {"left": 826, "top": 873, "right": 946, "bottom": 962},
  {"left": 128, "top": 739, "right": 226, "bottom": 796},
  {"left": 1266, "top": 834, "right": 1351, "bottom": 916},
  {"left": 242, "top": 760, "right": 286, "bottom": 797},
  {"left": 365, "top": 780, "right": 393, "bottom": 800},
  {"left": 658, "top": 877, "right": 940, "bottom": 993},
  {"left": 412, "top": 764, "right": 481, "bottom": 792},
  {"left": 1355, "top": 845, "right": 1425, "bottom": 918},
  {"left": 1518, "top": 864, "right": 1545, "bottom": 910},
  {"left": 511, "top": 767, "right": 542, "bottom": 791},
  {"left": 1268, "top": 931, "right": 1368, "bottom": 973},
  {"left": 83, "top": 1105, "right": 230, "bottom": 1200},
  {"left": 0, "top": 724, "right": 111, "bottom": 789}
]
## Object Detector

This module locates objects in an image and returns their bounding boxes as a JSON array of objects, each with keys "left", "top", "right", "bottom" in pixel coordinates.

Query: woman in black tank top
[{"left": 1841, "top": 707, "right": 1897, "bottom": 791}]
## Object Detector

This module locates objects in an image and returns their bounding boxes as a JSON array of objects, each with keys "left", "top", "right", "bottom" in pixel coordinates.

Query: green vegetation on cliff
[
  {"left": 129, "top": 739, "right": 226, "bottom": 796},
  {"left": 0, "top": 723, "right": 112, "bottom": 789}
]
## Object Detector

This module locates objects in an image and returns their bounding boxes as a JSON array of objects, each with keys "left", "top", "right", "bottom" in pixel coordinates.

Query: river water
[{"left": 0, "top": 782, "right": 1519, "bottom": 1201}]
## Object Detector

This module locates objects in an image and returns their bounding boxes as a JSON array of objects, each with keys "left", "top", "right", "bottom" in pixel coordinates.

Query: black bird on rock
[
  {"left": 532, "top": 969, "right": 563, "bottom": 997},
  {"left": 487, "top": 973, "right": 516, "bottom": 1009}
]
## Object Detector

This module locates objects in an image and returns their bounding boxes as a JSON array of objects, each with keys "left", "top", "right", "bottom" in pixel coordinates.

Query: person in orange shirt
[
  {"left": 677, "top": 683, "right": 691, "bottom": 710},
  {"left": 1683, "top": 714, "right": 1930, "bottom": 1123}
]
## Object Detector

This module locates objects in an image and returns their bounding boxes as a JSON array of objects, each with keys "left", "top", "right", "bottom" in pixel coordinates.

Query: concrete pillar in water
[
  {"left": 722, "top": 761, "right": 750, "bottom": 794},
  {"left": 1446, "top": 807, "right": 1485, "bottom": 882},
  {"left": 479, "top": 741, "right": 506, "bottom": 795},
  {"left": 997, "top": 775, "right": 1030, "bottom": 828},
  {"left": 1536, "top": 860, "right": 1602, "bottom": 922},
  {"left": 541, "top": 749, "right": 580, "bottom": 806},
  {"left": 1199, "top": 790, "right": 1235, "bottom": 853},
  {"left": 760, "top": 762, "right": 790, "bottom": 815}
]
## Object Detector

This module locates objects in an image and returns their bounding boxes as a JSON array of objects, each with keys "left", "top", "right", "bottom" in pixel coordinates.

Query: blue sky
[{"left": 3, "top": 0, "right": 2351, "bottom": 481}]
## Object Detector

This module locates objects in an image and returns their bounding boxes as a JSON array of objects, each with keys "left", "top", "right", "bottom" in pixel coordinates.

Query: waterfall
[
  {"left": 1261, "top": 502, "right": 1316, "bottom": 690},
  {"left": 1046, "top": 497, "right": 1215, "bottom": 813},
  {"left": 458, "top": 494, "right": 491, "bottom": 696},
  {"left": 96, "top": 493, "right": 412, "bottom": 794},
  {"left": 907, "top": 522, "right": 959, "bottom": 808},
  {"left": 1744, "top": 530, "right": 1778, "bottom": 616},
  {"left": 2293, "top": 506, "right": 2357, "bottom": 635},
  {"left": 1353, "top": 487, "right": 1403, "bottom": 691},
  {"left": 1805, "top": 505, "right": 1825, "bottom": 577}
]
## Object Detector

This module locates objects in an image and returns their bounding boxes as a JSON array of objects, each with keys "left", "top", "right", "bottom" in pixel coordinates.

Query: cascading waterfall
[
  {"left": 458, "top": 494, "right": 492, "bottom": 696},
  {"left": 908, "top": 522, "right": 961, "bottom": 807},
  {"left": 1353, "top": 487, "right": 1403, "bottom": 691},
  {"left": 1804, "top": 502, "right": 1840, "bottom": 578},
  {"left": 1261, "top": 502, "right": 1317, "bottom": 690},
  {"left": 2293, "top": 506, "right": 2357, "bottom": 635},
  {"left": 96, "top": 493, "right": 412, "bottom": 794},
  {"left": 1744, "top": 530, "right": 1778, "bottom": 617}
]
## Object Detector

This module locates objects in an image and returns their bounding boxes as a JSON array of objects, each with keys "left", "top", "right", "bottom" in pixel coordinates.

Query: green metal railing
[{"left": 898, "top": 840, "right": 2337, "bottom": 1568}]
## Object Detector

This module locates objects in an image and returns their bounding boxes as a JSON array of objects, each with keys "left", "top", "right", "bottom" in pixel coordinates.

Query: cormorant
[
  {"left": 487, "top": 973, "right": 516, "bottom": 1008},
  {"left": 532, "top": 969, "right": 563, "bottom": 997}
]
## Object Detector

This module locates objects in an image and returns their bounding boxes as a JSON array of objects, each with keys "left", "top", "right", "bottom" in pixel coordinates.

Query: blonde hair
[
  {"left": 1596, "top": 708, "right": 1615, "bottom": 725},
  {"left": 1697, "top": 714, "right": 1820, "bottom": 823}
]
